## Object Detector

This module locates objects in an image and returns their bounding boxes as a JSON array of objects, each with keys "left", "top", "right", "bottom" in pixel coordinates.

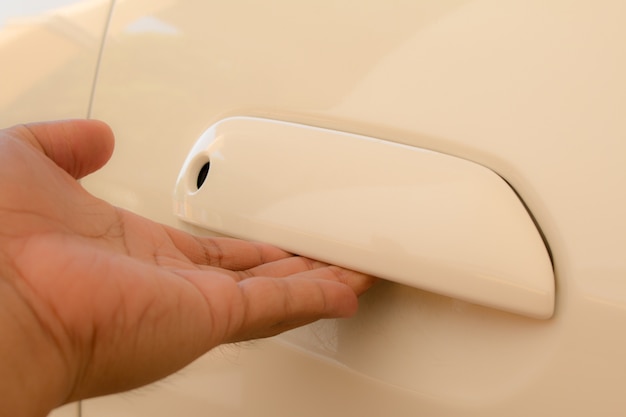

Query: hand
[{"left": 0, "top": 120, "right": 375, "bottom": 417}]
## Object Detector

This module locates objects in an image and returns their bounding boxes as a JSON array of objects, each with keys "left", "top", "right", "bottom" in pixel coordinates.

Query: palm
[{"left": 0, "top": 120, "right": 373, "bottom": 406}]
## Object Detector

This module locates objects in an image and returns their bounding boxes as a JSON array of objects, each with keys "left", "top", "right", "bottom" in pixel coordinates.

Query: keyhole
[{"left": 196, "top": 161, "right": 211, "bottom": 190}]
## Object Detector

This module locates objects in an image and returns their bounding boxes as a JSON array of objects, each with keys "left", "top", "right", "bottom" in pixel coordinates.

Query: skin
[{"left": 0, "top": 120, "right": 375, "bottom": 417}]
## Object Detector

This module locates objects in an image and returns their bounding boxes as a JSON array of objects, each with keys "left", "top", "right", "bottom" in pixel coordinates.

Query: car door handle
[{"left": 174, "top": 117, "right": 554, "bottom": 319}]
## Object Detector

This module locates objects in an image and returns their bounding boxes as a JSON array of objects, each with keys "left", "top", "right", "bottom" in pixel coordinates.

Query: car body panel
[
  {"left": 79, "top": 1, "right": 626, "bottom": 415},
  {"left": 1, "top": 0, "right": 625, "bottom": 416},
  {"left": 0, "top": 0, "right": 113, "bottom": 126}
]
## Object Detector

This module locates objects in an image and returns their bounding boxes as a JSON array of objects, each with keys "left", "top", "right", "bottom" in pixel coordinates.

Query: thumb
[{"left": 18, "top": 119, "right": 115, "bottom": 179}]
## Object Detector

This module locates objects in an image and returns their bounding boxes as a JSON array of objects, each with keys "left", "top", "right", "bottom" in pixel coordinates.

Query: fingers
[
  {"left": 236, "top": 256, "right": 329, "bottom": 280},
  {"left": 287, "top": 265, "right": 378, "bottom": 296},
  {"left": 180, "top": 236, "right": 377, "bottom": 295},
  {"left": 164, "top": 223, "right": 377, "bottom": 294},
  {"left": 228, "top": 277, "right": 359, "bottom": 342},
  {"left": 166, "top": 223, "right": 377, "bottom": 295},
  {"left": 232, "top": 263, "right": 376, "bottom": 341},
  {"left": 234, "top": 250, "right": 377, "bottom": 295},
  {"left": 232, "top": 266, "right": 376, "bottom": 342},
  {"left": 238, "top": 257, "right": 376, "bottom": 294},
  {"left": 164, "top": 226, "right": 293, "bottom": 270},
  {"left": 16, "top": 119, "right": 115, "bottom": 179},
  {"left": 178, "top": 257, "right": 375, "bottom": 343}
]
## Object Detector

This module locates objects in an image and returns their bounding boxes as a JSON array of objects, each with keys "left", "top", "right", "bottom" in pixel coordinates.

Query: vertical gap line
[{"left": 86, "top": 0, "right": 116, "bottom": 119}]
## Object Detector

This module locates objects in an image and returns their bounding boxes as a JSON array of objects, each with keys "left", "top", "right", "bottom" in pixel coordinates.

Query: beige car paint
[
  {"left": 1, "top": 1, "right": 625, "bottom": 416},
  {"left": 0, "top": 0, "right": 112, "bottom": 125}
]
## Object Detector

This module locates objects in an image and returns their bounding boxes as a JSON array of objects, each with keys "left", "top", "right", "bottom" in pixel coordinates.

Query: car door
[{"left": 3, "top": 1, "right": 626, "bottom": 416}]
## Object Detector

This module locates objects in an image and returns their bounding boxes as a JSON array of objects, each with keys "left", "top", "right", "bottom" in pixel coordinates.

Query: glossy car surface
[{"left": 2, "top": 1, "right": 626, "bottom": 416}]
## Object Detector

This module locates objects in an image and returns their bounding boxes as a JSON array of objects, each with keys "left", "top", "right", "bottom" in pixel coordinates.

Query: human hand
[{"left": 0, "top": 120, "right": 375, "bottom": 417}]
